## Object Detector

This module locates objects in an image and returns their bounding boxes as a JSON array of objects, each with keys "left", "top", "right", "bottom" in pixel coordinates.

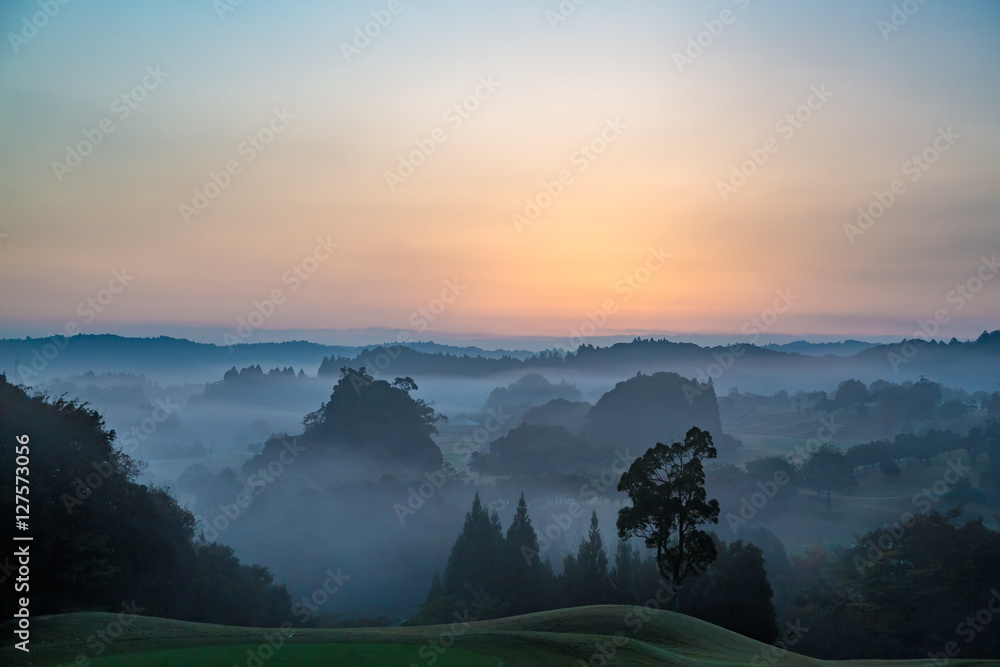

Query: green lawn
[
  {"left": 85, "top": 643, "right": 495, "bottom": 666},
  {"left": 6, "top": 606, "right": 1000, "bottom": 667}
]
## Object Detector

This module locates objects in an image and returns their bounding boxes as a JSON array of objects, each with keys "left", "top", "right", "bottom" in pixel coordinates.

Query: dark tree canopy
[
  {"left": 302, "top": 367, "right": 444, "bottom": 470},
  {"left": 586, "top": 372, "right": 737, "bottom": 454},
  {"left": 681, "top": 536, "right": 778, "bottom": 643},
  {"left": 833, "top": 379, "right": 871, "bottom": 409},
  {"left": 503, "top": 492, "right": 553, "bottom": 615},
  {"left": 433, "top": 493, "right": 507, "bottom": 619},
  {"left": 473, "top": 423, "right": 601, "bottom": 475},
  {"left": 802, "top": 444, "right": 857, "bottom": 511},
  {"left": 0, "top": 375, "right": 290, "bottom": 626},
  {"left": 617, "top": 426, "right": 721, "bottom": 597}
]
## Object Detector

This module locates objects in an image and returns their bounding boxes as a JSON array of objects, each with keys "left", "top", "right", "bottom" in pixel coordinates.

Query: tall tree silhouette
[
  {"left": 617, "top": 426, "right": 721, "bottom": 607},
  {"left": 562, "top": 511, "right": 611, "bottom": 606},
  {"left": 504, "top": 492, "right": 553, "bottom": 614},
  {"left": 434, "top": 493, "right": 507, "bottom": 619}
]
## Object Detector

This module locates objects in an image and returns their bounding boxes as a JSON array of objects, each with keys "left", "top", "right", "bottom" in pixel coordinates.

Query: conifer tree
[{"left": 437, "top": 493, "right": 507, "bottom": 618}]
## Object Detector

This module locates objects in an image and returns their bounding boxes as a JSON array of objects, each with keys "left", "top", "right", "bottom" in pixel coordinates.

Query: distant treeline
[
  {"left": 3, "top": 329, "right": 998, "bottom": 385},
  {"left": 317, "top": 329, "right": 1000, "bottom": 379}
]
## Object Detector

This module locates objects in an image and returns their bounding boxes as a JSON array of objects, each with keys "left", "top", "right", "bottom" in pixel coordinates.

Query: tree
[
  {"left": 616, "top": 426, "right": 721, "bottom": 606},
  {"left": 610, "top": 539, "right": 643, "bottom": 605},
  {"left": 833, "top": 379, "right": 870, "bottom": 410},
  {"left": 879, "top": 458, "right": 901, "bottom": 477},
  {"left": 301, "top": 367, "right": 444, "bottom": 470},
  {"left": 560, "top": 511, "right": 611, "bottom": 607},
  {"left": 0, "top": 375, "right": 291, "bottom": 625},
  {"left": 906, "top": 377, "right": 942, "bottom": 419},
  {"left": 585, "top": 372, "right": 730, "bottom": 453},
  {"left": 681, "top": 537, "right": 778, "bottom": 643},
  {"left": 504, "top": 493, "right": 551, "bottom": 614},
  {"left": 432, "top": 493, "right": 507, "bottom": 620},
  {"left": 801, "top": 444, "right": 857, "bottom": 511},
  {"left": 987, "top": 393, "right": 1000, "bottom": 419},
  {"left": 939, "top": 399, "right": 968, "bottom": 419},
  {"left": 476, "top": 423, "right": 598, "bottom": 475}
]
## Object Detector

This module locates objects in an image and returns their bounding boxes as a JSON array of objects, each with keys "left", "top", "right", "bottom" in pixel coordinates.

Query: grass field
[{"left": 5, "top": 606, "right": 1000, "bottom": 667}]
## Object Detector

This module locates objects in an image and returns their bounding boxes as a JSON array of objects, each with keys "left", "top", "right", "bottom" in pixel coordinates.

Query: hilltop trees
[
  {"left": 617, "top": 427, "right": 721, "bottom": 605},
  {"left": 585, "top": 372, "right": 734, "bottom": 454},
  {"left": 301, "top": 366, "right": 444, "bottom": 470},
  {"left": 0, "top": 375, "right": 291, "bottom": 625}
]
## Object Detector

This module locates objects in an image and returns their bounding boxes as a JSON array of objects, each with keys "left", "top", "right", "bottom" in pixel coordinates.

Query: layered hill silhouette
[{"left": 4, "top": 331, "right": 998, "bottom": 390}]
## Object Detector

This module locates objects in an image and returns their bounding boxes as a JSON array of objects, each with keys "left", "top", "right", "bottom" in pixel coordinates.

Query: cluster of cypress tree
[{"left": 420, "top": 492, "right": 779, "bottom": 643}]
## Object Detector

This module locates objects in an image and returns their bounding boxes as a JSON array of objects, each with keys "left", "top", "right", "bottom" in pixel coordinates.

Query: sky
[{"left": 1, "top": 0, "right": 998, "bottom": 346}]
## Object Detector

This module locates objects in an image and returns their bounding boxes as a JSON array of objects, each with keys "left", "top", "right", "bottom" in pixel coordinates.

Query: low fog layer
[{"left": 5, "top": 332, "right": 998, "bottom": 622}]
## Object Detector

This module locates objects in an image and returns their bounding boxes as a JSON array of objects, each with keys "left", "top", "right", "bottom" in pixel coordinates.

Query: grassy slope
[{"left": 5, "top": 606, "right": 1000, "bottom": 667}]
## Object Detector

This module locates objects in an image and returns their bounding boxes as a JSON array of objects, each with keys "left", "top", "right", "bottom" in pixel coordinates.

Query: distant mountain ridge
[
  {"left": 763, "top": 339, "right": 876, "bottom": 356},
  {"left": 1, "top": 330, "right": 998, "bottom": 391}
]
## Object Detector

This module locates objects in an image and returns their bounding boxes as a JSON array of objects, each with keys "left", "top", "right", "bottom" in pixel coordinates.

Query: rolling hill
[{"left": 5, "top": 606, "right": 999, "bottom": 666}]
